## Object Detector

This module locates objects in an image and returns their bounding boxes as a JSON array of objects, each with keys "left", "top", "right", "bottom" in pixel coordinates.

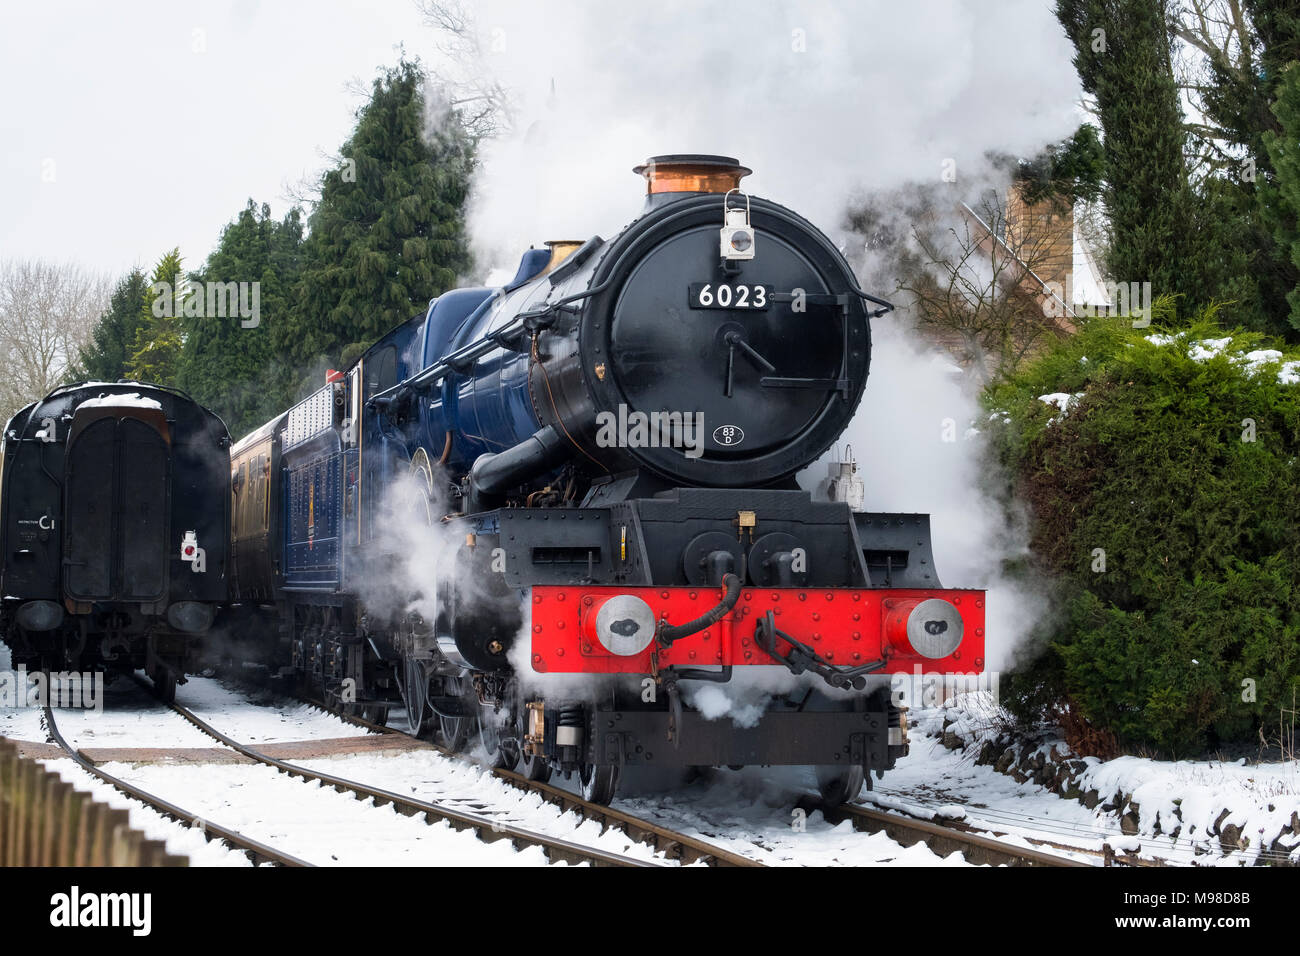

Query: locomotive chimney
[{"left": 633, "top": 154, "right": 752, "bottom": 209}]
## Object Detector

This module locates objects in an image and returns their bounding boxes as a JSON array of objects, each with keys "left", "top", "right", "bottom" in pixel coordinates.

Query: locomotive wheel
[
  {"left": 514, "top": 701, "right": 551, "bottom": 783},
  {"left": 578, "top": 762, "right": 620, "bottom": 804},
  {"left": 815, "top": 765, "right": 865, "bottom": 807},
  {"left": 399, "top": 658, "right": 432, "bottom": 737},
  {"left": 478, "top": 699, "right": 518, "bottom": 771},
  {"left": 437, "top": 676, "right": 471, "bottom": 752},
  {"left": 150, "top": 666, "right": 177, "bottom": 705}
]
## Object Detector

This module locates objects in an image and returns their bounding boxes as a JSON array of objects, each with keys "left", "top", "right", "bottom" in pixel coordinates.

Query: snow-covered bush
[{"left": 985, "top": 313, "right": 1300, "bottom": 755}]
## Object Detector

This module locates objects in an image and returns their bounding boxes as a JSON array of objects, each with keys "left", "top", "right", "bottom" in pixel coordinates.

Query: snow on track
[
  {"left": 292, "top": 750, "right": 691, "bottom": 865},
  {"left": 615, "top": 767, "right": 977, "bottom": 866},
  {"left": 175, "top": 675, "right": 382, "bottom": 744},
  {"left": 90, "top": 760, "right": 556, "bottom": 866}
]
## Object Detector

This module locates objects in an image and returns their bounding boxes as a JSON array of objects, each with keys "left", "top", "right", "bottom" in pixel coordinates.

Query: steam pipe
[{"left": 464, "top": 425, "right": 570, "bottom": 514}]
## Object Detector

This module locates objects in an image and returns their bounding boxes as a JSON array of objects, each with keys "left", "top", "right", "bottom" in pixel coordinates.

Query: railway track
[
  {"left": 800, "top": 797, "right": 1094, "bottom": 867},
  {"left": 143, "top": 682, "right": 663, "bottom": 867},
  {"left": 305, "top": 696, "right": 1096, "bottom": 867},
  {"left": 41, "top": 704, "right": 311, "bottom": 867},
  {"left": 295, "top": 697, "right": 762, "bottom": 867}
]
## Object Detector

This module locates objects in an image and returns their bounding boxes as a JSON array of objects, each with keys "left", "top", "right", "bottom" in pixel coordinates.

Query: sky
[
  {"left": 0, "top": 0, "right": 430, "bottom": 277},
  {"left": 0, "top": 0, "right": 1083, "bottom": 280}
]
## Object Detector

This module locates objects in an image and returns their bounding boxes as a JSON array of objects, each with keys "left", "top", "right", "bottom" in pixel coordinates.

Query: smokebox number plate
[{"left": 688, "top": 282, "right": 773, "bottom": 310}]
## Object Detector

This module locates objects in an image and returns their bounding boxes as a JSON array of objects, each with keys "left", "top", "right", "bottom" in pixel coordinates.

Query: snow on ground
[
  {"left": 51, "top": 679, "right": 215, "bottom": 750},
  {"left": 86, "top": 759, "right": 556, "bottom": 867},
  {"left": 175, "top": 674, "right": 380, "bottom": 743},
  {"left": 868, "top": 719, "right": 1114, "bottom": 862},
  {"left": 293, "top": 750, "right": 681, "bottom": 865},
  {"left": 612, "top": 766, "right": 975, "bottom": 866},
  {"left": 902, "top": 693, "right": 1300, "bottom": 866}
]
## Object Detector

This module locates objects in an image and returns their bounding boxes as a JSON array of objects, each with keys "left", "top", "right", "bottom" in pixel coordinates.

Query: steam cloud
[
  {"left": 410, "top": 1, "right": 1078, "bottom": 718},
  {"left": 423, "top": 0, "right": 1081, "bottom": 268}
]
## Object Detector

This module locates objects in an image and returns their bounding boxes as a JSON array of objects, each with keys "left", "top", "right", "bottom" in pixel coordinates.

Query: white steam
[
  {"left": 422, "top": 0, "right": 1081, "bottom": 266},
  {"left": 798, "top": 318, "right": 1046, "bottom": 673}
]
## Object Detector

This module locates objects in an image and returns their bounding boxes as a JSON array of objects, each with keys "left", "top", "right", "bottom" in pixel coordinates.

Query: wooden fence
[{"left": 0, "top": 738, "right": 187, "bottom": 866}]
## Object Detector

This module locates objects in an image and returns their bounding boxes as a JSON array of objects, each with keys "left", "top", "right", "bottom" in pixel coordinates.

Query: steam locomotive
[
  {"left": 0, "top": 383, "right": 230, "bottom": 701},
  {"left": 224, "top": 155, "right": 986, "bottom": 805}
]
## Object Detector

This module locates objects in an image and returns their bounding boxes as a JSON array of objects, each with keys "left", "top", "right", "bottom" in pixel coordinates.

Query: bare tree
[
  {"left": 0, "top": 260, "right": 111, "bottom": 425},
  {"left": 1171, "top": 0, "right": 1265, "bottom": 178},
  {"left": 416, "top": 0, "right": 516, "bottom": 139},
  {"left": 899, "top": 190, "right": 1076, "bottom": 385}
]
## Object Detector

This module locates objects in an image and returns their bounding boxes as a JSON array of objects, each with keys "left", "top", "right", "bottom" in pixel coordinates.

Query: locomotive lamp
[
  {"left": 884, "top": 598, "right": 965, "bottom": 659},
  {"left": 720, "top": 189, "right": 755, "bottom": 260},
  {"left": 584, "top": 594, "right": 658, "bottom": 656}
]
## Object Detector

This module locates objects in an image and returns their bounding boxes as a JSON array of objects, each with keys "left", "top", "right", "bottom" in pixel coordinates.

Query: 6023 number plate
[{"left": 688, "top": 282, "right": 773, "bottom": 310}]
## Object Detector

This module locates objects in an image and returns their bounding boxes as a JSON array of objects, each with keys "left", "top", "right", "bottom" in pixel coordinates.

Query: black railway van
[{"left": 0, "top": 382, "right": 229, "bottom": 700}]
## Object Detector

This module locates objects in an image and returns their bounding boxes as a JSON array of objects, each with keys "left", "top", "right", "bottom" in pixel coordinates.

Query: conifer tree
[
  {"left": 126, "top": 249, "right": 186, "bottom": 385},
  {"left": 283, "top": 58, "right": 475, "bottom": 387},
  {"left": 1055, "top": 0, "right": 1204, "bottom": 307},
  {"left": 1262, "top": 62, "right": 1300, "bottom": 332},
  {"left": 76, "top": 268, "right": 150, "bottom": 382},
  {"left": 178, "top": 201, "right": 304, "bottom": 436}
]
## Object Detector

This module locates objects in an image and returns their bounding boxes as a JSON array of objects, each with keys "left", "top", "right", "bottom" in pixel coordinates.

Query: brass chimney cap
[{"left": 633, "top": 154, "right": 752, "bottom": 195}]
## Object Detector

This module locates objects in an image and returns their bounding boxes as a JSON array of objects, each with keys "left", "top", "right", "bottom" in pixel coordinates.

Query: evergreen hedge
[{"left": 988, "top": 314, "right": 1300, "bottom": 754}]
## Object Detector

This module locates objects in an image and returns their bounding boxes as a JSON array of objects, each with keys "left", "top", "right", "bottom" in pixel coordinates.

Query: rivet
[
  {"left": 557, "top": 593, "right": 565, "bottom": 601},
  {"left": 812, "top": 612, "right": 820, "bottom": 622},
  {"left": 852, "top": 612, "right": 861, "bottom": 621},
  {"left": 557, "top": 621, "right": 565, "bottom": 629},
  {"left": 689, "top": 590, "right": 698, "bottom": 600},
  {"left": 976, "top": 600, "right": 984, "bottom": 608},
  {"left": 771, "top": 593, "right": 780, "bottom": 601},
  {"left": 976, "top": 628, "right": 984, "bottom": 636},
  {"left": 661, "top": 590, "right": 670, "bottom": 599},
  {"left": 852, "top": 631, "right": 861, "bottom": 640},
  {"left": 744, "top": 650, "right": 752, "bottom": 659},
  {"left": 556, "top": 647, "right": 564, "bottom": 656},
  {"left": 583, "top": 596, "right": 593, "bottom": 606},
  {"left": 689, "top": 651, "right": 697, "bottom": 660},
  {"left": 532, "top": 654, "right": 541, "bottom": 663},
  {"left": 533, "top": 625, "right": 542, "bottom": 633},
  {"left": 534, "top": 595, "right": 543, "bottom": 604}
]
